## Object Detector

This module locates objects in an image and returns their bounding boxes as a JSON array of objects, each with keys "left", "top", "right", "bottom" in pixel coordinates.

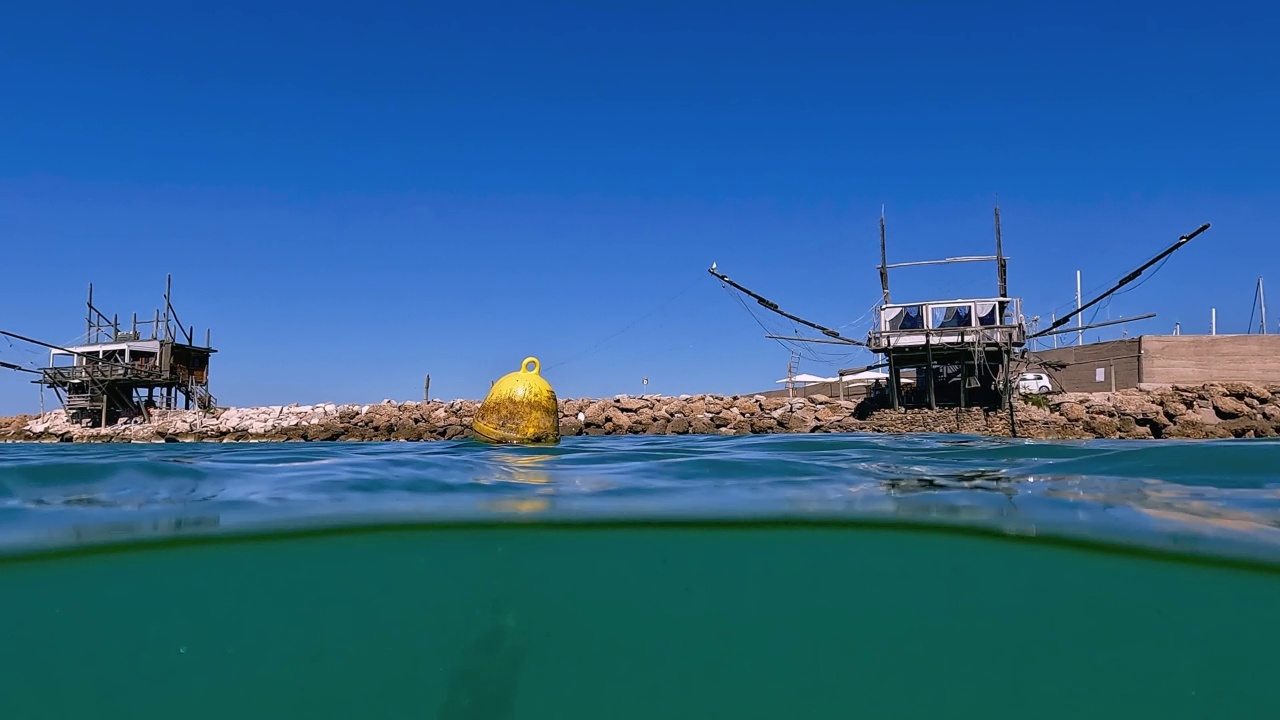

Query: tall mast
[
  {"left": 878, "top": 206, "right": 890, "bottom": 305},
  {"left": 994, "top": 204, "right": 1007, "bottom": 298}
]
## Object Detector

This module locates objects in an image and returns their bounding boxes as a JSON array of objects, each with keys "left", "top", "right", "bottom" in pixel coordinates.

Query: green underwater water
[
  {"left": 3, "top": 524, "right": 1279, "bottom": 719},
  {"left": 4, "top": 434, "right": 1280, "bottom": 718}
]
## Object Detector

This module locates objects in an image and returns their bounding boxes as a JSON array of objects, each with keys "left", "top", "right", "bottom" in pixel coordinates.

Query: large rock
[
  {"left": 1216, "top": 418, "right": 1272, "bottom": 438},
  {"left": 615, "top": 396, "right": 649, "bottom": 412},
  {"left": 1222, "top": 382, "right": 1272, "bottom": 402},
  {"left": 1111, "top": 394, "right": 1165, "bottom": 420},
  {"left": 1212, "top": 395, "right": 1252, "bottom": 420},
  {"left": 1082, "top": 416, "right": 1119, "bottom": 438},
  {"left": 783, "top": 410, "right": 818, "bottom": 433},
  {"left": 582, "top": 401, "right": 609, "bottom": 427},
  {"left": 1057, "top": 402, "right": 1086, "bottom": 422},
  {"left": 604, "top": 407, "right": 633, "bottom": 432},
  {"left": 690, "top": 417, "right": 716, "bottom": 434},
  {"left": 1163, "top": 421, "right": 1231, "bottom": 439}
]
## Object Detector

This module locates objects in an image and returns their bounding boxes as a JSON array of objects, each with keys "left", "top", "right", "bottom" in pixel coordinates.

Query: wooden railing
[{"left": 41, "top": 364, "right": 167, "bottom": 384}]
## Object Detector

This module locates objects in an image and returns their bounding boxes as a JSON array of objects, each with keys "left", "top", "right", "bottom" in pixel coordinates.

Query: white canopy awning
[
  {"left": 51, "top": 340, "right": 161, "bottom": 356},
  {"left": 840, "top": 370, "right": 890, "bottom": 383},
  {"left": 775, "top": 373, "right": 836, "bottom": 385}
]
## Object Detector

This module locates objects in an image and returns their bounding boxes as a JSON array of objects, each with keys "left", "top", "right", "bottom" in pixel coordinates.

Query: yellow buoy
[{"left": 472, "top": 356, "right": 560, "bottom": 445}]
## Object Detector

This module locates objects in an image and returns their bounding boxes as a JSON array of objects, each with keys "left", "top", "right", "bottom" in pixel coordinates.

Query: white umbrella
[{"left": 775, "top": 373, "right": 837, "bottom": 385}]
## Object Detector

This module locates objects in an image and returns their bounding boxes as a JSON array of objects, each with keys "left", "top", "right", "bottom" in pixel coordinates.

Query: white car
[{"left": 1017, "top": 372, "right": 1052, "bottom": 394}]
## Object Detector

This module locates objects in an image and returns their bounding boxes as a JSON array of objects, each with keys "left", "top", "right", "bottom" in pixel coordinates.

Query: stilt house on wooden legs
[{"left": 33, "top": 275, "right": 217, "bottom": 427}]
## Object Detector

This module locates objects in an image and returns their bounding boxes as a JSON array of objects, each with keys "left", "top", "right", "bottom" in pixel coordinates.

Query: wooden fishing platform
[
  {"left": 867, "top": 208, "right": 1026, "bottom": 411},
  {"left": 23, "top": 275, "right": 216, "bottom": 427}
]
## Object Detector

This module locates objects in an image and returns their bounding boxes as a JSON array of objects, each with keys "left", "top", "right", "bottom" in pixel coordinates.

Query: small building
[
  {"left": 1023, "top": 334, "right": 1280, "bottom": 392},
  {"left": 37, "top": 276, "right": 216, "bottom": 427}
]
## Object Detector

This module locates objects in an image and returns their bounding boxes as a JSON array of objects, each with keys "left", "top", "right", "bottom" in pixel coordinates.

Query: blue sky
[{"left": 1, "top": 1, "right": 1277, "bottom": 414}]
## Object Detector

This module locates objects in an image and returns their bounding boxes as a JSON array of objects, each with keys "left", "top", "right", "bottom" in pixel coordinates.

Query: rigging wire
[
  {"left": 1041, "top": 246, "right": 1177, "bottom": 321},
  {"left": 0, "top": 336, "right": 40, "bottom": 373},
  {"left": 544, "top": 273, "right": 702, "bottom": 371},
  {"left": 1049, "top": 253, "right": 1175, "bottom": 343},
  {"left": 707, "top": 265, "right": 880, "bottom": 373},
  {"left": 1031, "top": 223, "right": 1209, "bottom": 339},
  {"left": 726, "top": 286, "right": 829, "bottom": 363},
  {"left": 721, "top": 284, "right": 863, "bottom": 367},
  {"left": 707, "top": 267, "right": 865, "bottom": 346},
  {"left": 837, "top": 299, "right": 883, "bottom": 332},
  {"left": 727, "top": 283, "right": 844, "bottom": 361}
]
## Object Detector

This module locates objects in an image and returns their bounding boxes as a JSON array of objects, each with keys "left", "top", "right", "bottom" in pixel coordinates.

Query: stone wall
[
  {"left": 1140, "top": 335, "right": 1280, "bottom": 387},
  {"left": 2, "top": 382, "right": 1279, "bottom": 443}
]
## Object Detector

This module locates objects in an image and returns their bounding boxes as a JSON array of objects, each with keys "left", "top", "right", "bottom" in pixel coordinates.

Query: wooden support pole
[
  {"left": 1004, "top": 342, "right": 1017, "bottom": 438},
  {"left": 888, "top": 355, "right": 900, "bottom": 410},
  {"left": 925, "top": 338, "right": 936, "bottom": 411},
  {"left": 163, "top": 274, "right": 171, "bottom": 340},
  {"left": 994, "top": 204, "right": 1008, "bottom": 299}
]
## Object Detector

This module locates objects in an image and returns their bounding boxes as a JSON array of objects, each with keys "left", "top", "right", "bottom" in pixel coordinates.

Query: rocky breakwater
[
  {"left": 1046, "top": 382, "right": 1280, "bottom": 440},
  {"left": 1, "top": 383, "right": 1279, "bottom": 443},
  {"left": 0, "top": 396, "right": 865, "bottom": 443},
  {"left": 1, "top": 401, "right": 483, "bottom": 444}
]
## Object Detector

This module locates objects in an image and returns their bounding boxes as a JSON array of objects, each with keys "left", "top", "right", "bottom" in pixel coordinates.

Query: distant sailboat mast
[
  {"left": 1260, "top": 277, "right": 1268, "bottom": 335},
  {"left": 1250, "top": 276, "right": 1268, "bottom": 335}
]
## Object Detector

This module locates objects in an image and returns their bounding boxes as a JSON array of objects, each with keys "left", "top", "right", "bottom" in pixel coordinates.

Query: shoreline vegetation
[{"left": 2, "top": 383, "right": 1279, "bottom": 443}]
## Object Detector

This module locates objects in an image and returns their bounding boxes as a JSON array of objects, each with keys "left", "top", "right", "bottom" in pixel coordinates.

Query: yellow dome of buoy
[{"left": 472, "top": 357, "right": 560, "bottom": 445}]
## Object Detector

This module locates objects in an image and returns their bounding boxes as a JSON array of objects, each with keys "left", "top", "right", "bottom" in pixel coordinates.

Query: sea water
[{"left": 2, "top": 435, "right": 1280, "bottom": 719}]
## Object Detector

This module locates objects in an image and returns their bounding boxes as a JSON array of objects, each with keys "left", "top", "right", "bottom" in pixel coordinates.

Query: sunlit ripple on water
[{"left": 1, "top": 434, "right": 1280, "bottom": 563}]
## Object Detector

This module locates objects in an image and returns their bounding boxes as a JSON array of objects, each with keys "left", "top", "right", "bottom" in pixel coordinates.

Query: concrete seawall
[{"left": 3, "top": 382, "right": 1279, "bottom": 443}]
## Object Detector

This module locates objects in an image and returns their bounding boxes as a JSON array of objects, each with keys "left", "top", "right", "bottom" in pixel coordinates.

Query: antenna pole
[
  {"left": 1211, "top": 307, "right": 1217, "bottom": 335},
  {"left": 878, "top": 208, "right": 890, "bottom": 304},
  {"left": 86, "top": 283, "right": 93, "bottom": 343},
  {"left": 1075, "top": 270, "right": 1083, "bottom": 346}
]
